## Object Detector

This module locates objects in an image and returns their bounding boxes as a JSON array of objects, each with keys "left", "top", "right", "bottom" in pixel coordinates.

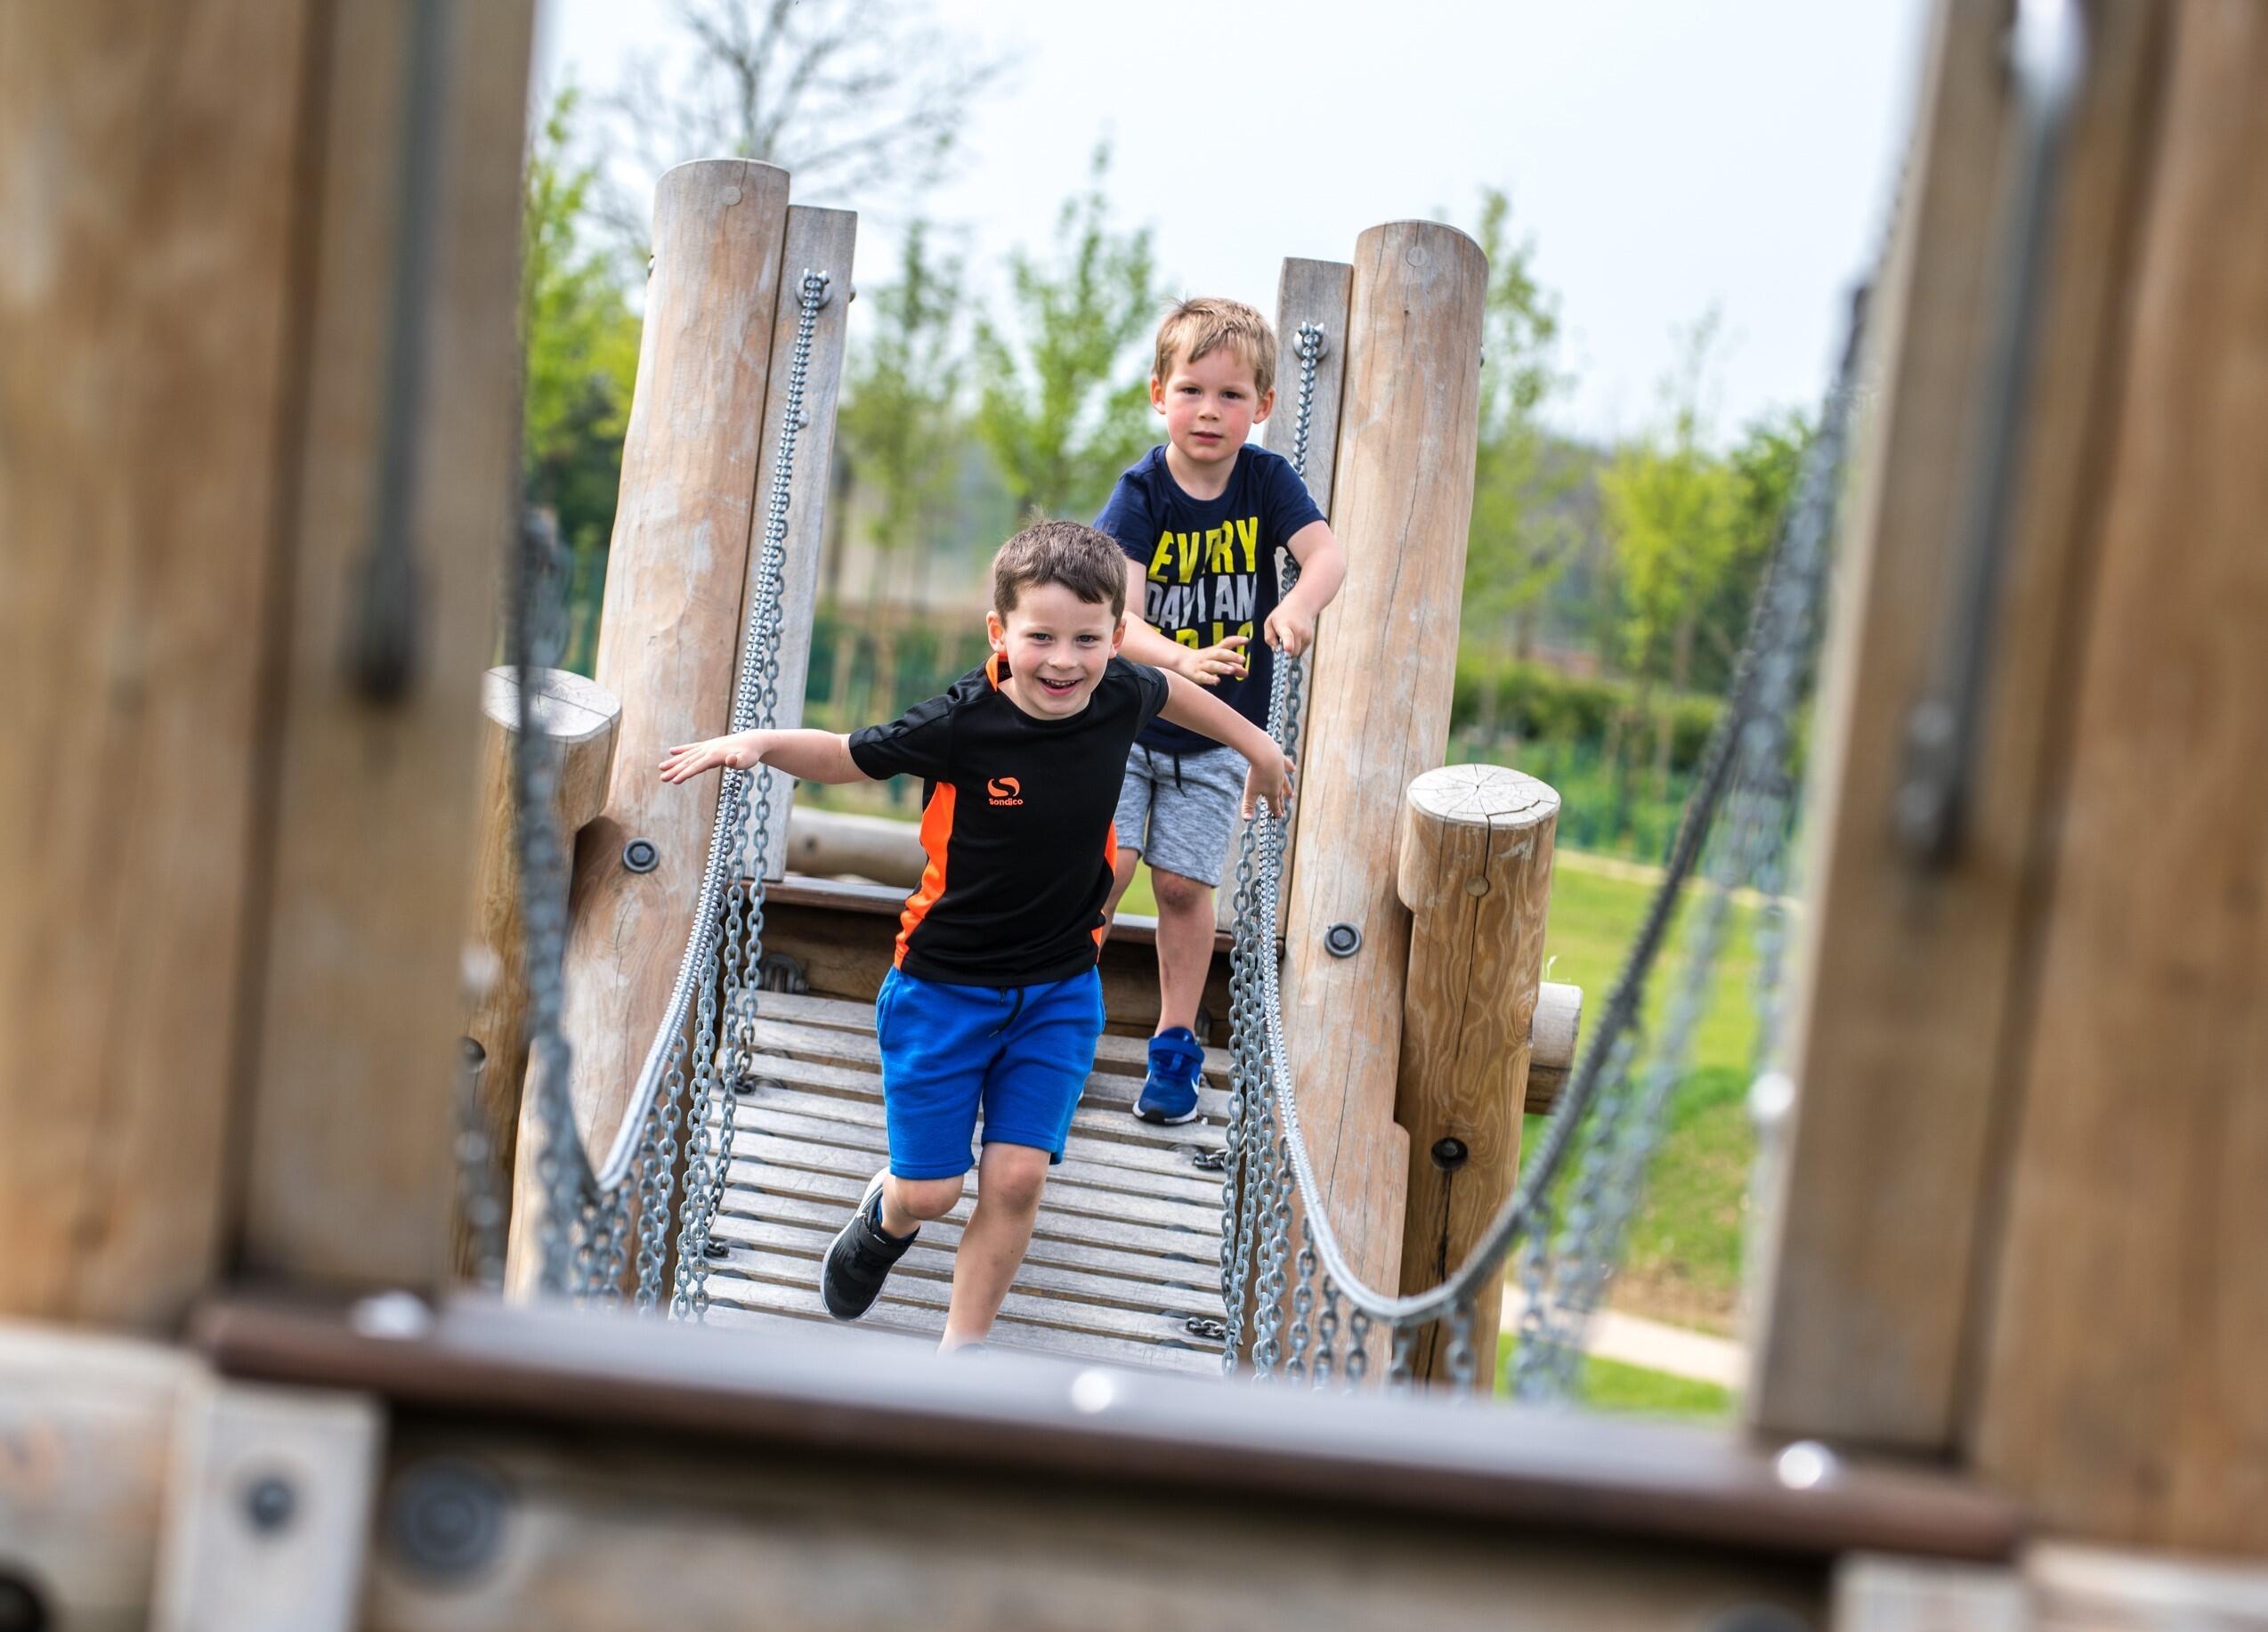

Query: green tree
[
  {"left": 832, "top": 220, "right": 968, "bottom": 720},
  {"left": 1600, "top": 313, "right": 1742, "bottom": 795},
  {"left": 1693, "top": 407, "right": 1813, "bottom": 694},
  {"left": 972, "top": 145, "right": 1161, "bottom": 520},
  {"left": 521, "top": 85, "right": 643, "bottom": 672},
  {"left": 1461, "top": 188, "right": 1575, "bottom": 742}
]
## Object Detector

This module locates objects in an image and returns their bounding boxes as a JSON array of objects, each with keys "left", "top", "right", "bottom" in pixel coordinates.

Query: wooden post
[
  {"left": 458, "top": 668, "right": 620, "bottom": 1280},
  {"left": 1963, "top": 0, "right": 2268, "bottom": 1554},
  {"left": 1747, "top": 0, "right": 2167, "bottom": 1449},
  {"left": 232, "top": 0, "right": 537, "bottom": 1288},
  {"left": 552, "top": 159, "right": 793, "bottom": 1170},
  {"left": 0, "top": 0, "right": 534, "bottom": 1323},
  {"left": 1394, "top": 765, "right": 1559, "bottom": 1386},
  {"left": 0, "top": 0, "right": 319, "bottom": 1328},
  {"left": 1276, "top": 221, "right": 1488, "bottom": 1317}
]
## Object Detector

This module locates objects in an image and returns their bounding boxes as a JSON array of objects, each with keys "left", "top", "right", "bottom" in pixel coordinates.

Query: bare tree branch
[{"left": 596, "top": 0, "right": 1017, "bottom": 251}]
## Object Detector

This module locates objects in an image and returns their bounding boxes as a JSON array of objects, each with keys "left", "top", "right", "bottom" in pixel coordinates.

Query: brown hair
[
  {"left": 1152, "top": 296, "right": 1276, "bottom": 399},
  {"left": 991, "top": 518, "right": 1128, "bottom": 619}
]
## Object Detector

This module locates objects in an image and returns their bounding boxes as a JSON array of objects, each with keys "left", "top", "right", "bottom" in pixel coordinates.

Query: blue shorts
[{"left": 874, "top": 966, "right": 1106, "bottom": 1180}]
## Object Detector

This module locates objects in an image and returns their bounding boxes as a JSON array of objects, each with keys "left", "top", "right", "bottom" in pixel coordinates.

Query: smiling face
[
  {"left": 986, "top": 581, "right": 1126, "bottom": 719},
  {"left": 1152, "top": 345, "right": 1274, "bottom": 475}
]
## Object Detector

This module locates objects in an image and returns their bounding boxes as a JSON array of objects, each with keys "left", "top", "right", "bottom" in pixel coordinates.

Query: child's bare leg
[
  {"left": 879, "top": 1173, "right": 962, "bottom": 1240},
  {"left": 1094, "top": 848, "right": 1143, "bottom": 951},
  {"left": 1148, "top": 866, "right": 1215, "bottom": 1035},
  {"left": 940, "top": 1142, "right": 1051, "bottom": 1349}
]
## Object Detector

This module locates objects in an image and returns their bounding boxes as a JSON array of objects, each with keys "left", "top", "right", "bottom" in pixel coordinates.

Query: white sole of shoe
[{"left": 1132, "top": 1101, "right": 1202, "bottom": 1126}]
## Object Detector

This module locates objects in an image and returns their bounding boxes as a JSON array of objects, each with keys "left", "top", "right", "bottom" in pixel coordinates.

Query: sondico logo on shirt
[{"left": 986, "top": 776, "right": 1025, "bottom": 807}]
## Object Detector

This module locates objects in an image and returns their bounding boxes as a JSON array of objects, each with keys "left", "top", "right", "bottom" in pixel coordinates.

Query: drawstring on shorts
[{"left": 990, "top": 984, "right": 1026, "bottom": 1036}]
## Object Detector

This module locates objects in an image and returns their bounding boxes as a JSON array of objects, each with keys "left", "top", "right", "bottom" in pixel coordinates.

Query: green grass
[
  {"left": 1519, "top": 859, "right": 1764, "bottom": 1336},
  {"left": 1494, "top": 1333, "right": 1735, "bottom": 1418}
]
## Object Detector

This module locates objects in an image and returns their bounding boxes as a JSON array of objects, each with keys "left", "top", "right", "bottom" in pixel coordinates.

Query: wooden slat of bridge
[{"left": 706, "top": 991, "right": 1235, "bottom": 1376}]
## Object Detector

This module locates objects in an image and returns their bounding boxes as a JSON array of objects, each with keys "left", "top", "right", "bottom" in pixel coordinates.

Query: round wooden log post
[
  {"left": 550, "top": 159, "right": 791, "bottom": 1178},
  {"left": 1394, "top": 765, "right": 1559, "bottom": 1388},
  {"left": 456, "top": 667, "right": 619, "bottom": 1279},
  {"left": 1276, "top": 221, "right": 1487, "bottom": 1340}
]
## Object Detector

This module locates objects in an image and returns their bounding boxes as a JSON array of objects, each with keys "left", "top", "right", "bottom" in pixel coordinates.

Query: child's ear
[
  {"left": 1148, "top": 375, "right": 1166, "bottom": 416},
  {"left": 1252, "top": 386, "right": 1276, "bottom": 425},
  {"left": 1111, "top": 614, "right": 1127, "bottom": 653},
  {"left": 985, "top": 609, "right": 1008, "bottom": 652}
]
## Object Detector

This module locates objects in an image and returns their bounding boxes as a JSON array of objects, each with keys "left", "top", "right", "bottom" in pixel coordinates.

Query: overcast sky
[{"left": 535, "top": 0, "right": 1931, "bottom": 447}]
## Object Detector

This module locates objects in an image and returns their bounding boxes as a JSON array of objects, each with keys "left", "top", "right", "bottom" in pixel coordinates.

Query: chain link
[
  {"left": 499, "top": 272, "right": 832, "bottom": 1313},
  {"left": 1216, "top": 309, "right": 1861, "bottom": 1392}
]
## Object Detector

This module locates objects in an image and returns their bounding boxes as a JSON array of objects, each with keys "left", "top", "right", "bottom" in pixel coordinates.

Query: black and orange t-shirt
[{"left": 846, "top": 654, "right": 1170, "bottom": 987}]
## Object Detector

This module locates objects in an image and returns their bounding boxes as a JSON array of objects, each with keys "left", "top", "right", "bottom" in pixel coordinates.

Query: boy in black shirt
[{"left": 660, "top": 520, "right": 1290, "bottom": 1351}]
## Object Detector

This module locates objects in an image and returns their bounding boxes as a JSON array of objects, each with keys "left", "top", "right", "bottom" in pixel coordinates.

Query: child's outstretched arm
[
  {"left": 1117, "top": 559, "right": 1251, "bottom": 686},
  {"left": 1262, "top": 519, "right": 1347, "bottom": 658},
  {"left": 1154, "top": 671, "right": 1293, "bottom": 819},
  {"left": 659, "top": 727, "right": 869, "bottom": 786}
]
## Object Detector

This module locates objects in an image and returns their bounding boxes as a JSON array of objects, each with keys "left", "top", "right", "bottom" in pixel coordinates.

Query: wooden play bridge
[{"left": 6, "top": 1, "right": 2268, "bottom": 1627}]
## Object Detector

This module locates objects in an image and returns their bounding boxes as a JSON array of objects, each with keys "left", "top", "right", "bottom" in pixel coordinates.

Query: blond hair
[{"left": 1152, "top": 296, "right": 1276, "bottom": 399}]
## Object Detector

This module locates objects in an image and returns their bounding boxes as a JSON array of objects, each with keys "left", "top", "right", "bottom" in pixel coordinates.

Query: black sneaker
[{"left": 822, "top": 1170, "right": 915, "bottom": 1320}]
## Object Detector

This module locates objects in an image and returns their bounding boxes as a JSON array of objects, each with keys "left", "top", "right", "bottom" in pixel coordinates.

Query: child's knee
[
  {"left": 979, "top": 1148, "right": 1051, "bottom": 1214},
  {"left": 889, "top": 1173, "right": 964, "bottom": 1222},
  {"left": 1151, "top": 867, "right": 1212, "bottom": 915}
]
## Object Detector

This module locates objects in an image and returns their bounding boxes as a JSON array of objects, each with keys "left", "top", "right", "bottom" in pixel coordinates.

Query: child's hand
[
  {"left": 1263, "top": 604, "right": 1316, "bottom": 657},
  {"left": 1177, "top": 635, "right": 1250, "bottom": 686},
  {"left": 1241, "top": 750, "right": 1295, "bottom": 821},
  {"left": 659, "top": 730, "right": 764, "bottom": 784}
]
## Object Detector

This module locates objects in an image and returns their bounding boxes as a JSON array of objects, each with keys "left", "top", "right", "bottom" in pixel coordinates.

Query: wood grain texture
[
  {"left": 1219, "top": 256, "right": 1355, "bottom": 934},
  {"left": 358, "top": 1424, "right": 1822, "bottom": 1632},
  {"left": 0, "top": 0, "right": 312, "bottom": 1327},
  {"left": 558, "top": 158, "right": 791, "bottom": 1172},
  {"left": 237, "top": 0, "right": 536, "bottom": 1288},
  {"left": 1393, "top": 766, "right": 1559, "bottom": 1385},
  {"left": 1278, "top": 221, "right": 1488, "bottom": 1307},
  {"left": 150, "top": 1379, "right": 381, "bottom": 1632},
  {"left": 0, "top": 1324, "right": 196, "bottom": 1631},
  {"left": 749, "top": 206, "right": 856, "bottom": 881},
  {"left": 1968, "top": 0, "right": 2268, "bottom": 1553},
  {"left": 1747, "top": 0, "right": 2168, "bottom": 1449},
  {"left": 462, "top": 668, "right": 619, "bottom": 1279}
]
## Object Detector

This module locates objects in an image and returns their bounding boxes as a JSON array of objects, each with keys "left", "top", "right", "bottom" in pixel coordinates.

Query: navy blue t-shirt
[{"left": 1092, "top": 443, "right": 1324, "bottom": 753}]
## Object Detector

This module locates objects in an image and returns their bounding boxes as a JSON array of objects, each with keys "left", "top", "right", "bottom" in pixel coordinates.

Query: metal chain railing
[
  {"left": 1219, "top": 310, "right": 1863, "bottom": 1394},
  {"left": 506, "top": 269, "right": 833, "bottom": 1312}
]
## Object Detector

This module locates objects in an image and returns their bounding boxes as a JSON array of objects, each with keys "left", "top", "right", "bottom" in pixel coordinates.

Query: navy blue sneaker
[{"left": 1135, "top": 1027, "right": 1205, "bottom": 1125}]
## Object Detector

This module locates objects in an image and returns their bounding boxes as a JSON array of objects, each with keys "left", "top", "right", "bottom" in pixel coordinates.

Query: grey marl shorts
[{"left": 1111, "top": 743, "right": 1244, "bottom": 888}]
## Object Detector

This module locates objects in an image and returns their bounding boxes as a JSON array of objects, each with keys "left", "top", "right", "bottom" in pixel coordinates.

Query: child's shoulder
[{"left": 1108, "top": 443, "right": 1170, "bottom": 490}]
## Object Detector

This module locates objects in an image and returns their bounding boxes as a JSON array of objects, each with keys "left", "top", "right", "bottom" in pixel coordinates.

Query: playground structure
[{"left": 4, "top": 0, "right": 2268, "bottom": 1627}]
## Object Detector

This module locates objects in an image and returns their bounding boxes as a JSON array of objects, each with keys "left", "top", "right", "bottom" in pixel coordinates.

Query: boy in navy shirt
[
  {"left": 660, "top": 521, "right": 1291, "bottom": 1351},
  {"left": 1095, "top": 298, "right": 1347, "bottom": 1124}
]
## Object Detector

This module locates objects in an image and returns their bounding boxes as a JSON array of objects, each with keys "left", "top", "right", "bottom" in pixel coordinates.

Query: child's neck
[{"left": 1163, "top": 440, "right": 1235, "bottom": 502}]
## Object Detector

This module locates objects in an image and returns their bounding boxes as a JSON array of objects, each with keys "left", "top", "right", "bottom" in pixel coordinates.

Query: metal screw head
[
  {"left": 621, "top": 837, "right": 660, "bottom": 873},
  {"left": 1323, "top": 922, "right": 1363, "bottom": 958},
  {"left": 243, "top": 1474, "right": 296, "bottom": 1535},
  {"left": 386, "top": 1458, "right": 508, "bottom": 1581},
  {"left": 1430, "top": 1136, "right": 1470, "bottom": 1172},
  {"left": 0, "top": 1572, "right": 52, "bottom": 1632}
]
